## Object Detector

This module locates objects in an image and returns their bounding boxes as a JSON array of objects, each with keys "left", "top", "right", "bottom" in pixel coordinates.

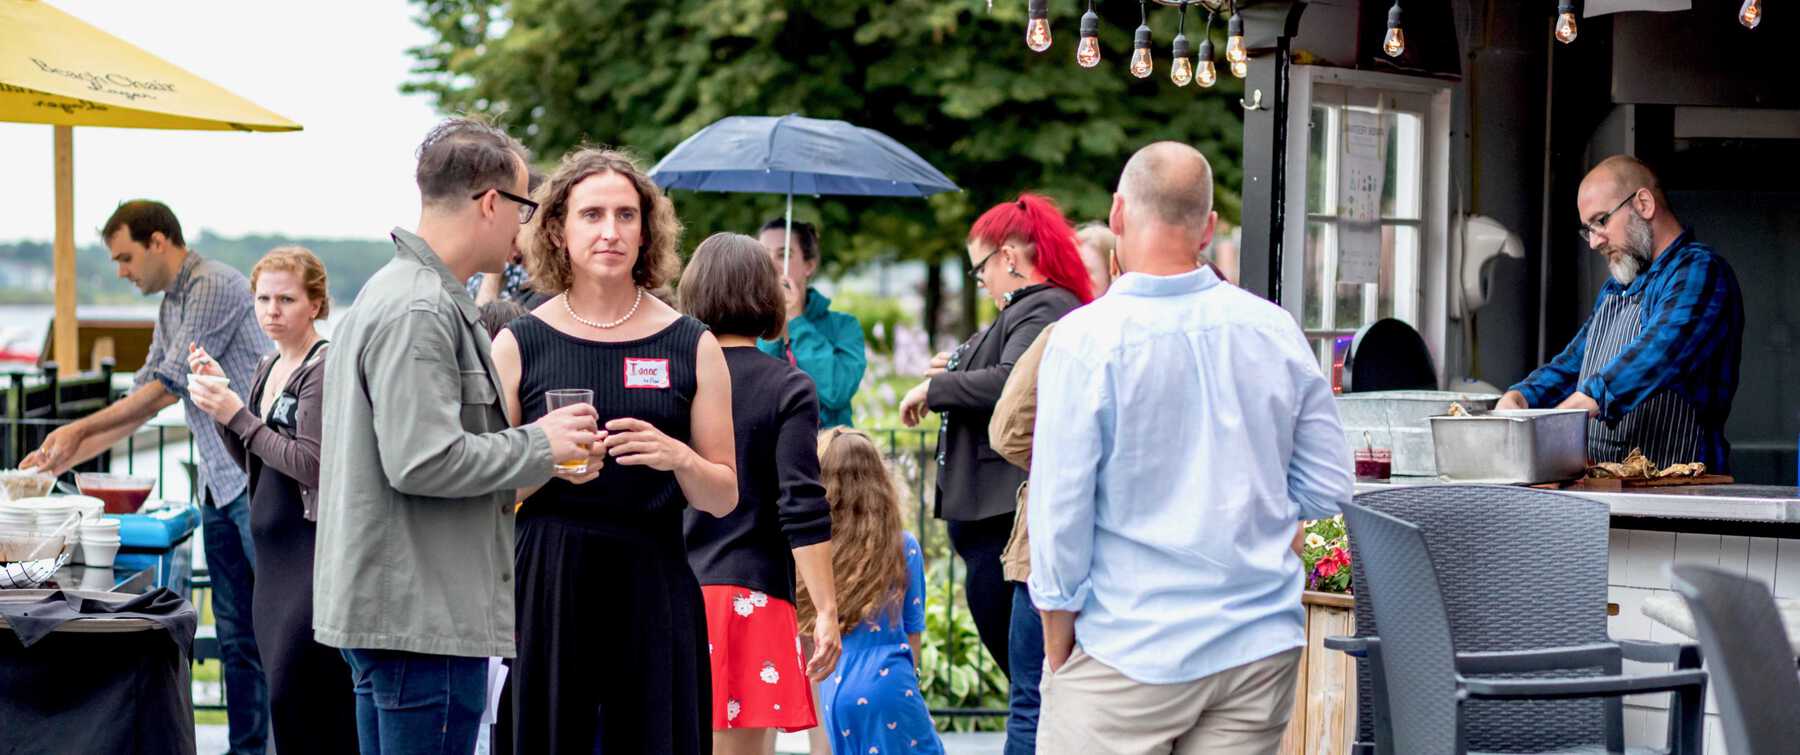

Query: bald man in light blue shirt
[{"left": 1029, "top": 142, "right": 1354, "bottom": 754}]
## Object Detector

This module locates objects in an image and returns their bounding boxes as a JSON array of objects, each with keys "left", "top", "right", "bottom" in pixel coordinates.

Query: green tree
[{"left": 405, "top": 0, "right": 1244, "bottom": 336}]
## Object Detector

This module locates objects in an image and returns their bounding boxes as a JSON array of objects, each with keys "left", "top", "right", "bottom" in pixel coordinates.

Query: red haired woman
[{"left": 897, "top": 193, "right": 1091, "bottom": 682}]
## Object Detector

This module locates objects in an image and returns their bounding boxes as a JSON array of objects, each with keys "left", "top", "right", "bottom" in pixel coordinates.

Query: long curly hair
[
  {"left": 968, "top": 193, "right": 1095, "bottom": 304},
  {"left": 524, "top": 147, "right": 683, "bottom": 294},
  {"left": 797, "top": 427, "right": 911, "bottom": 636}
]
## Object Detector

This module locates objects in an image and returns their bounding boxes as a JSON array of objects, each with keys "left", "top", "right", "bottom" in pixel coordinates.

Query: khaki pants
[{"left": 1038, "top": 646, "right": 1302, "bottom": 755}]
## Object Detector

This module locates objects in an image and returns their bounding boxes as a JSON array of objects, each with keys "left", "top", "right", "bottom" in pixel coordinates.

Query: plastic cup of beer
[{"left": 545, "top": 389, "right": 595, "bottom": 475}]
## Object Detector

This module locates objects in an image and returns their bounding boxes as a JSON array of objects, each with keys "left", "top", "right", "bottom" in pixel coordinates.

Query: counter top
[{"left": 1355, "top": 478, "right": 1800, "bottom": 524}]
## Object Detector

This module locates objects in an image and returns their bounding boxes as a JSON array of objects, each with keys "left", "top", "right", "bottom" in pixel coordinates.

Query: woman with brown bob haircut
[
  {"left": 492, "top": 147, "right": 739, "bottom": 754},
  {"left": 679, "top": 233, "right": 841, "bottom": 754}
]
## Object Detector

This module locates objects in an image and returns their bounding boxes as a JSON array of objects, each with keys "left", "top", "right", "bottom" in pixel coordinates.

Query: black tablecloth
[{"left": 0, "top": 588, "right": 197, "bottom": 755}]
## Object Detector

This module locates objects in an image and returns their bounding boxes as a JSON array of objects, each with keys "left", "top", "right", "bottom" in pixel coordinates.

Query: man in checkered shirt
[{"left": 24, "top": 199, "right": 274, "bottom": 754}]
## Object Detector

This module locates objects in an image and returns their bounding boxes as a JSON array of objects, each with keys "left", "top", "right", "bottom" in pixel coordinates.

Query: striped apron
[{"left": 1578, "top": 292, "right": 1707, "bottom": 466}]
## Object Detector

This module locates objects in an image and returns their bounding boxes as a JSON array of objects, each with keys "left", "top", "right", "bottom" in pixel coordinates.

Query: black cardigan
[
  {"left": 929, "top": 284, "right": 1082, "bottom": 521},
  {"left": 683, "top": 347, "right": 832, "bottom": 602}
]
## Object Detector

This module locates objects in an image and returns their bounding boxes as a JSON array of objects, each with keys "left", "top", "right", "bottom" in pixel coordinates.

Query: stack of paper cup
[
  {"left": 79, "top": 567, "right": 116, "bottom": 591},
  {"left": 79, "top": 518, "right": 122, "bottom": 568}
]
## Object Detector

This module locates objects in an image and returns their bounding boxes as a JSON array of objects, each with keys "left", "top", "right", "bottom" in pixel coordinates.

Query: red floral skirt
[{"left": 702, "top": 585, "right": 818, "bottom": 732}]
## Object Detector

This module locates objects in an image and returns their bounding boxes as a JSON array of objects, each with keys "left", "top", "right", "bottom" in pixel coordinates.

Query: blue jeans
[
  {"left": 1004, "top": 582, "right": 1044, "bottom": 755},
  {"left": 342, "top": 648, "right": 488, "bottom": 755},
  {"left": 202, "top": 491, "right": 268, "bottom": 755}
]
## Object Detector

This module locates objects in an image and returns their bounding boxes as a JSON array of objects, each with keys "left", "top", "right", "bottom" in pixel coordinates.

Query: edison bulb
[
  {"left": 1171, "top": 56, "right": 1194, "bottom": 86},
  {"left": 1076, "top": 35, "right": 1101, "bottom": 67},
  {"left": 1226, "top": 35, "right": 1247, "bottom": 64},
  {"left": 1026, "top": 18, "right": 1053, "bottom": 52},
  {"left": 1383, "top": 26, "right": 1405, "bottom": 57},
  {"left": 1130, "top": 47, "right": 1154, "bottom": 78},
  {"left": 1740, "top": 0, "right": 1762, "bottom": 29},
  {"left": 1198, "top": 59, "right": 1218, "bottom": 87},
  {"left": 1230, "top": 57, "right": 1248, "bottom": 78},
  {"left": 1554, "top": 12, "right": 1578, "bottom": 43}
]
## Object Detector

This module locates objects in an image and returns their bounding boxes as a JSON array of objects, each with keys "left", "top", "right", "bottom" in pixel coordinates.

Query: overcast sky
[{"left": 0, "top": 1, "right": 444, "bottom": 244}]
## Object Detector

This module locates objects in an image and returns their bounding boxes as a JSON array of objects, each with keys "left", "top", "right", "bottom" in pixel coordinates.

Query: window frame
[{"left": 1282, "top": 65, "right": 1454, "bottom": 389}]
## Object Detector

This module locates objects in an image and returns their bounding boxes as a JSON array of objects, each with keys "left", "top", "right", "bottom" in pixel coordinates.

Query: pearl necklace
[{"left": 562, "top": 288, "right": 643, "bottom": 330}]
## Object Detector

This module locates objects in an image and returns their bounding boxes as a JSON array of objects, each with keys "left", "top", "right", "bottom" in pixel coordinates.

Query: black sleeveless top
[{"left": 510, "top": 314, "right": 707, "bottom": 521}]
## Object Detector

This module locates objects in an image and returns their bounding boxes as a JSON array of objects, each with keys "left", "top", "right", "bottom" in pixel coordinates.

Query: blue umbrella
[{"left": 650, "top": 113, "right": 959, "bottom": 273}]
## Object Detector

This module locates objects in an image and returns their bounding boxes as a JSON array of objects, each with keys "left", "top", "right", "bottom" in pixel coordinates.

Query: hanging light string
[
  {"left": 1226, "top": 0, "right": 1249, "bottom": 77},
  {"left": 1383, "top": 0, "right": 1406, "bottom": 58},
  {"left": 1130, "top": 0, "right": 1155, "bottom": 78},
  {"left": 1077, "top": 0, "right": 1103, "bottom": 67},
  {"left": 1197, "top": 9, "right": 1219, "bottom": 87},
  {"left": 1551, "top": 0, "right": 1762, "bottom": 44},
  {"left": 1026, "top": 0, "right": 1053, "bottom": 52},
  {"left": 1555, "top": 0, "right": 1579, "bottom": 43},
  {"left": 1171, "top": 2, "right": 1194, "bottom": 86},
  {"left": 1739, "top": 0, "right": 1762, "bottom": 29}
]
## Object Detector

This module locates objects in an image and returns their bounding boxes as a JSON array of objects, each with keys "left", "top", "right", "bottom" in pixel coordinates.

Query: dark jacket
[
  {"left": 218, "top": 342, "right": 328, "bottom": 520},
  {"left": 930, "top": 284, "right": 1082, "bottom": 522}
]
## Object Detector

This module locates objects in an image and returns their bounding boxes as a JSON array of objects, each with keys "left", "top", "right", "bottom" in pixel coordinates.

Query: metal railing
[
  {"left": 2, "top": 404, "right": 1010, "bottom": 724},
  {"left": 1, "top": 416, "right": 197, "bottom": 504},
  {"left": 866, "top": 427, "right": 1010, "bottom": 725}
]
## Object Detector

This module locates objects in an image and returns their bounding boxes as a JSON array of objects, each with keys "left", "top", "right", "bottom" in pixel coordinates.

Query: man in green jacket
[
  {"left": 314, "top": 118, "right": 599, "bottom": 755},
  {"left": 757, "top": 219, "right": 867, "bottom": 428}
]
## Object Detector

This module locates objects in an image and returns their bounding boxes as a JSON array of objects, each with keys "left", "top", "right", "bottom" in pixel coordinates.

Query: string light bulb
[
  {"left": 1026, "top": 0, "right": 1053, "bottom": 52},
  {"left": 1555, "top": 0, "right": 1578, "bottom": 43},
  {"left": 1130, "top": 22, "right": 1155, "bottom": 78},
  {"left": 1076, "top": 6, "right": 1102, "bottom": 67},
  {"left": 1170, "top": 3, "right": 1193, "bottom": 87},
  {"left": 1383, "top": 1, "right": 1406, "bottom": 58},
  {"left": 1740, "top": 0, "right": 1763, "bottom": 29},
  {"left": 1225, "top": 9, "right": 1247, "bottom": 64},
  {"left": 1197, "top": 13, "right": 1218, "bottom": 88}
]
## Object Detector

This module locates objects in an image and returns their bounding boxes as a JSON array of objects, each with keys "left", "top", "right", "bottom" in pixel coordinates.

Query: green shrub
[
  {"left": 832, "top": 291, "right": 913, "bottom": 354},
  {"left": 916, "top": 556, "right": 1009, "bottom": 733}
]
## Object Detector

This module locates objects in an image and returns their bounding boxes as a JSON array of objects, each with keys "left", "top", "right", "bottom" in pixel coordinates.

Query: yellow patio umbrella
[{"left": 1, "top": 0, "right": 301, "bottom": 369}]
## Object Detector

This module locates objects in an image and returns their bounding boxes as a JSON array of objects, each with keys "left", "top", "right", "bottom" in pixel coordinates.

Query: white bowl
[
  {"left": 31, "top": 505, "right": 78, "bottom": 529},
  {"left": 187, "top": 373, "right": 230, "bottom": 389},
  {"left": 59, "top": 495, "right": 105, "bottom": 520}
]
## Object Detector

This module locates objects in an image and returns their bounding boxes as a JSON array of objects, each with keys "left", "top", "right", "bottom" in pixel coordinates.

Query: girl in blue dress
[{"left": 802, "top": 428, "right": 944, "bottom": 754}]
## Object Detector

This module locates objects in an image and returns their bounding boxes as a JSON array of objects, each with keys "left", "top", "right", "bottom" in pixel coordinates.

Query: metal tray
[
  {"left": 1336, "top": 391, "right": 1501, "bottom": 476},
  {"left": 1429, "top": 408, "right": 1589, "bottom": 484}
]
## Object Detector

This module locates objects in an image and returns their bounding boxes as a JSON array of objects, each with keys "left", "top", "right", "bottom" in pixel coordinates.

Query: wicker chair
[
  {"left": 1325, "top": 485, "right": 1701, "bottom": 753},
  {"left": 1669, "top": 563, "right": 1800, "bottom": 754},
  {"left": 1342, "top": 501, "right": 1706, "bottom": 754}
]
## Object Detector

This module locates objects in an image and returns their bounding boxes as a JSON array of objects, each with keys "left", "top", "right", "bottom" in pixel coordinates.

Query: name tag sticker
[{"left": 624, "top": 358, "right": 671, "bottom": 389}]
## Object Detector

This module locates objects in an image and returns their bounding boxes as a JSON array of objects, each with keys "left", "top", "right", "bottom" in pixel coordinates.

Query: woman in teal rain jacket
[{"left": 756, "top": 219, "right": 866, "bottom": 428}]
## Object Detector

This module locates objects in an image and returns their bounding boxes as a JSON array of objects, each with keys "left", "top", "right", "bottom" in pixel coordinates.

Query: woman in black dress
[
  {"left": 189, "top": 246, "right": 356, "bottom": 754},
  {"left": 491, "top": 148, "right": 738, "bottom": 754}
]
